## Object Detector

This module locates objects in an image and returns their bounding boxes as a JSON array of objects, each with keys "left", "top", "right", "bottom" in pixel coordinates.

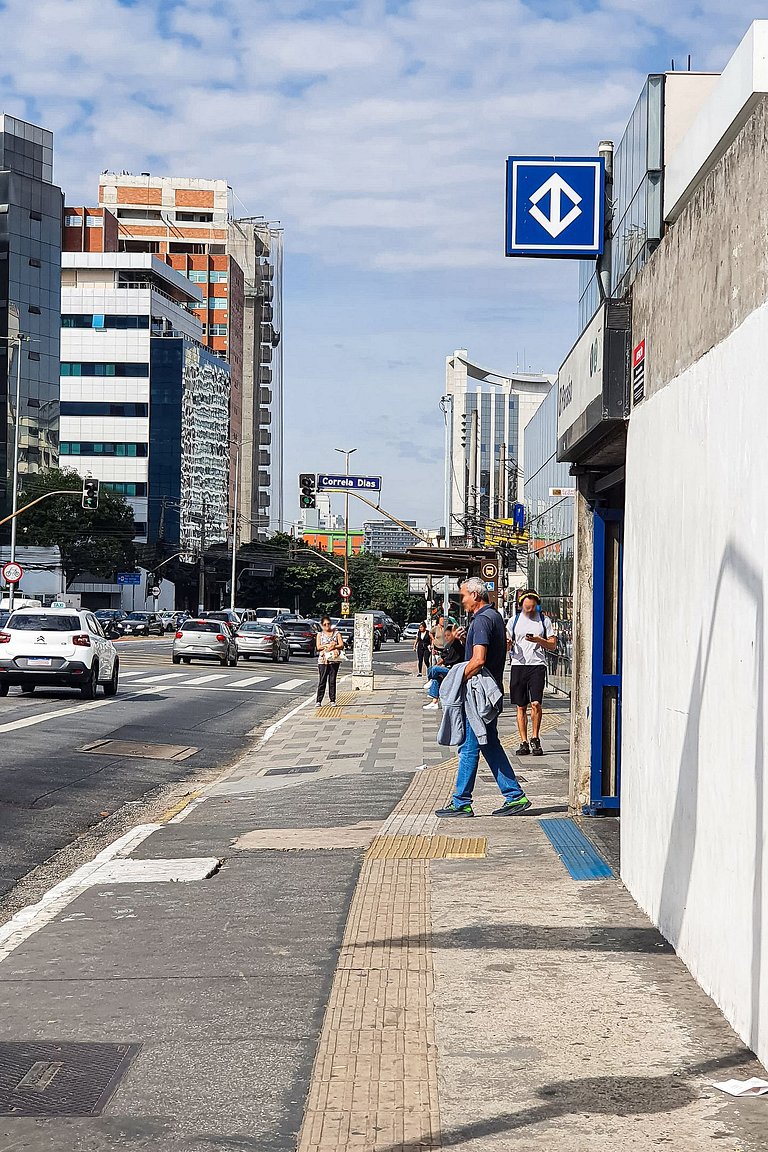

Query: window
[
  {"left": 64, "top": 214, "right": 82, "bottom": 227},
  {"left": 28, "top": 305, "right": 41, "bottom": 315},
  {"left": 28, "top": 257, "right": 41, "bottom": 267},
  {"left": 176, "top": 211, "right": 214, "bottom": 223},
  {"left": 86, "top": 216, "right": 103, "bottom": 227},
  {"left": 60, "top": 402, "right": 149, "bottom": 418},
  {"left": 60, "top": 362, "right": 149, "bottom": 377},
  {"left": 60, "top": 441, "right": 148, "bottom": 457},
  {"left": 27, "top": 351, "right": 40, "bottom": 361},
  {"left": 103, "top": 481, "right": 148, "bottom": 496},
  {"left": 209, "top": 323, "right": 227, "bottom": 336},
  {"left": 186, "top": 271, "right": 208, "bottom": 283},
  {"left": 29, "top": 210, "right": 42, "bottom": 221},
  {"left": 209, "top": 271, "right": 228, "bottom": 283},
  {"left": 209, "top": 298, "right": 227, "bottom": 310},
  {"left": 61, "top": 315, "right": 150, "bottom": 330}
]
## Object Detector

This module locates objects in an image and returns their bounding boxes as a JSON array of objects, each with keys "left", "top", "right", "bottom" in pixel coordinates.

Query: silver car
[{"left": 172, "top": 619, "right": 238, "bottom": 666}]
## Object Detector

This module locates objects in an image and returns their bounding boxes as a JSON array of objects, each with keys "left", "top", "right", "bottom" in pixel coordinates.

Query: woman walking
[
  {"left": 316, "top": 615, "right": 343, "bottom": 705},
  {"left": 413, "top": 621, "right": 431, "bottom": 676}
]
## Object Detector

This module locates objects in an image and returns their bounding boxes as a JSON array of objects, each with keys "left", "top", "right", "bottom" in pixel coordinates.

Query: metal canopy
[{"left": 380, "top": 547, "right": 497, "bottom": 579}]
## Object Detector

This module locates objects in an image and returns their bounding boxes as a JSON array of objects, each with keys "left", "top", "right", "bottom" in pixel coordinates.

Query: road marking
[
  {"left": 255, "top": 692, "right": 317, "bottom": 740},
  {"left": 184, "top": 673, "right": 227, "bottom": 685},
  {"left": 118, "top": 670, "right": 145, "bottom": 678},
  {"left": 0, "top": 697, "right": 114, "bottom": 734},
  {"left": 229, "top": 674, "right": 269, "bottom": 687},
  {"left": 129, "top": 672, "right": 185, "bottom": 684},
  {"left": 274, "top": 678, "right": 308, "bottom": 691}
]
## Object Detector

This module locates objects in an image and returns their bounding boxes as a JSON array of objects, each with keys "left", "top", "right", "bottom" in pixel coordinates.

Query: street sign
[
  {"left": 484, "top": 520, "right": 529, "bottom": 548},
  {"left": 632, "top": 339, "right": 646, "bottom": 404},
  {"left": 341, "top": 602, "right": 351, "bottom": 617},
  {"left": 506, "top": 156, "right": 605, "bottom": 258},
  {"left": 150, "top": 586, "right": 161, "bottom": 598},
  {"left": 481, "top": 561, "right": 498, "bottom": 581},
  {"left": 2, "top": 562, "right": 23, "bottom": 584},
  {"left": 549, "top": 486, "right": 576, "bottom": 498},
  {"left": 340, "top": 585, "right": 351, "bottom": 599},
  {"left": 316, "top": 474, "right": 382, "bottom": 493},
  {"left": 116, "top": 571, "right": 141, "bottom": 586}
]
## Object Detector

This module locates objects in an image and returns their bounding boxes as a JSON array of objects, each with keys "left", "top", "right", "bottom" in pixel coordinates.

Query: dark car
[
  {"left": 234, "top": 621, "right": 291, "bottom": 663},
  {"left": 332, "top": 618, "right": 381, "bottom": 651},
  {"left": 124, "top": 611, "right": 164, "bottom": 637},
  {"left": 202, "top": 610, "right": 242, "bottom": 630},
  {"left": 381, "top": 614, "right": 401, "bottom": 641},
  {"left": 95, "top": 609, "right": 129, "bottom": 639},
  {"left": 279, "top": 619, "right": 319, "bottom": 656},
  {"left": 370, "top": 611, "right": 392, "bottom": 644}
]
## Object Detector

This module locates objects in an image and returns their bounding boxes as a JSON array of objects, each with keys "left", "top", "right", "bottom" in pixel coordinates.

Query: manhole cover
[
  {"left": 264, "top": 765, "right": 320, "bottom": 776},
  {"left": 0, "top": 1041, "right": 140, "bottom": 1116},
  {"left": 80, "top": 740, "right": 198, "bottom": 761}
]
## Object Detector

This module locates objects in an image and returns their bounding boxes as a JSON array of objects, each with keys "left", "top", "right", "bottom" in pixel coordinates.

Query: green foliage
[{"left": 16, "top": 467, "right": 136, "bottom": 582}]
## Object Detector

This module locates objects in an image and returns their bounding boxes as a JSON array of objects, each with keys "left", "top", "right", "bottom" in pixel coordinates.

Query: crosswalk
[{"left": 119, "top": 670, "right": 310, "bottom": 693}]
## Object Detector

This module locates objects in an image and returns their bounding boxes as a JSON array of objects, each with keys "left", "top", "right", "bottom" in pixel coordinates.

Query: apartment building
[
  {"left": 97, "top": 175, "right": 282, "bottom": 539},
  {"left": 59, "top": 249, "right": 229, "bottom": 554}
]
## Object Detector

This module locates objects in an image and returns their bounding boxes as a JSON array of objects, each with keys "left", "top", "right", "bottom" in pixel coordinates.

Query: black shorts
[{"left": 509, "top": 664, "right": 546, "bottom": 707}]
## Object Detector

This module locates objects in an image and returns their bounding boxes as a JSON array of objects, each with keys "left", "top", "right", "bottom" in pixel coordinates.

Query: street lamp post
[
  {"left": 1, "top": 334, "right": 27, "bottom": 613},
  {"left": 229, "top": 437, "right": 254, "bottom": 612},
  {"left": 334, "top": 446, "right": 357, "bottom": 592}
]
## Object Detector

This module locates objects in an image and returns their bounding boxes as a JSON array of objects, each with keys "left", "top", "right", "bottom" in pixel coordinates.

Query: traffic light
[
  {"left": 299, "top": 473, "right": 316, "bottom": 509},
  {"left": 82, "top": 477, "right": 100, "bottom": 510},
  {"left": 460, "top": 414, "right": 467, "bottom": 447}
]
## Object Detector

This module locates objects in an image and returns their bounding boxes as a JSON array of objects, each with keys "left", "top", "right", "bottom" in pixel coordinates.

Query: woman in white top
[{"left": 316, "top": 615, "right": 343, "bottom": 705}]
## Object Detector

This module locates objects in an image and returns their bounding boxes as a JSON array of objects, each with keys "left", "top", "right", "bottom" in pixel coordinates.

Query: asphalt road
[{"left": 0, "top": 635, "right": 414, "bottom": 907}]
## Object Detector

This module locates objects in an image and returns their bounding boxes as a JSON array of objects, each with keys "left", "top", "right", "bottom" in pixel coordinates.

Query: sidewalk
[{"left": 0, "top": 667, "right": 765, "bottom": 1150}]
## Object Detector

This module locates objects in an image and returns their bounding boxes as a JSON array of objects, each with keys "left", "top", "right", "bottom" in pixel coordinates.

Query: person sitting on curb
[
  {"left": 434, "top": 578, "right": 531, "bottom": 818},
  {"left": 506, "top": 590, "right": 557, "bottom": 756},
  {"left": 423, "top": 623, "right": 465, "bottom": 712}
]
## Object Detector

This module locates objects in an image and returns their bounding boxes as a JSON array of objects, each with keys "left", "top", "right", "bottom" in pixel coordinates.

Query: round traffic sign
[
  {"left": 2, "top": 562, "right": 23, "bottom": 584},
  {"left": 481, "top": 562, "right": 498, "bottom": 580},
  {"left": 340, "top": 585, "right": 352, "bottom": 599}
]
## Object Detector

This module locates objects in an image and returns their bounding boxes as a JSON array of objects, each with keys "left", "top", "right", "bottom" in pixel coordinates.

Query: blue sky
[{"left": 0, "top": 0, "right": 755, "bottom": 526}]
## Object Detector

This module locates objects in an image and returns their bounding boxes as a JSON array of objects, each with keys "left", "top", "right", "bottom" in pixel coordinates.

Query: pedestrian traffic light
[
  {"left": 81, "top": 477, "right": 100, "bottom": 510},
  {"left": 299, "top": 473, "right": 316, "bottom": 509}
]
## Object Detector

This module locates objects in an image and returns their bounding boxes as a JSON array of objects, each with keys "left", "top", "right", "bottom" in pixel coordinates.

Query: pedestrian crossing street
[{"left": 119, "top": 669, "right": 311, "bottom": 694}]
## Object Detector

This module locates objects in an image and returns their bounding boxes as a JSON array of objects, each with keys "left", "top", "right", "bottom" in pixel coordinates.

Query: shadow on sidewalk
[
  {"left": 364, "top": 923, "right": 675, "bottom": 954},
  {"left": 373, "top": 1050, "right": 755, "bottom": 1151}
]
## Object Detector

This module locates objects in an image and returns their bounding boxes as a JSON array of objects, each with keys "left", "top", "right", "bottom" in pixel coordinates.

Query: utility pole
[
  {"left": 229, "top": 444, "right": 240, "bottom": 611},
  {"left": 334, "top": 446, "right": 357, "bottom": 595},
  {"left": 497, "top": 442, "right": 507, "bottom": 520},
  {"left": 440, "top": 394, "right": 453, "bottom": 616},
  {"left": 197, "top": 494, "right": 206, "bottom": 615},
  {"left": 2, "top": 334, "right": 27, "bottom": 613},
  {"left": 467, "top": 409, "right": 478, "bottom": 547}
]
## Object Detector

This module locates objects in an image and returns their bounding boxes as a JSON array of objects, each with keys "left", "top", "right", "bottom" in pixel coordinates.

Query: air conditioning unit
[{"left": 261, "top": 303, "right": 273, "bottom": 323}]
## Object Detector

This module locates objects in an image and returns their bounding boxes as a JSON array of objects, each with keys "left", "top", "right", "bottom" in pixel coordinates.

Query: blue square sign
[{"left": 506, "top": 156, "right": 605, "bottom": 258}]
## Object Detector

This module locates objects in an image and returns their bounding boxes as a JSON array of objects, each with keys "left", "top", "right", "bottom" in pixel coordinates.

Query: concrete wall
[{"left": 623, "top": 94, "right": 768, "bottom": 1065}]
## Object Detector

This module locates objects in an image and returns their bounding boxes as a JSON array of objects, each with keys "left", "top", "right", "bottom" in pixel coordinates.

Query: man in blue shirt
[{"left": 435, "top": 577, "right": 531, "bottom": 818}]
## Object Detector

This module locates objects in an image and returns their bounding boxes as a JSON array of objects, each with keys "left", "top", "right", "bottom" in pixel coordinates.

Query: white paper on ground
[{"left": 712, "top": 1078, "right": 768, "bottom": 1097}]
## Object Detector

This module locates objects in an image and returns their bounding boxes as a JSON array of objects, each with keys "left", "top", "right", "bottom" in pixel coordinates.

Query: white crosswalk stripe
[
  {"left": 274, "top": 678, "right": 308, "bottom": 692},
  {"left": 230, "top": 675, "right": 269, "bottom": 688},
  {"left": 183, "top": 673, "right": 228, "bottom": 686},
  {"left": 130, "top": 673, "right": 186, "bottom": 684}
]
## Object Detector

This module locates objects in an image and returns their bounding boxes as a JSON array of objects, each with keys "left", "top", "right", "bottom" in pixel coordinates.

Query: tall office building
[
  {"left": 363, "top": 520, "right": 422, "bottom": 556},
  {"left": 0, "top": 115, "right": 63, "bottom": 520},
  {"left": 59, "top": 248, "right": 229, "bottom": 554},
  {"left": 444, "top": 350, "right": 553, "bottom": 542},
  {"left": 97, "top": 175, "right": 282, "bottom": 539},
  {"left": 228, "top": 220, "right": 283, "bottom": 541}
]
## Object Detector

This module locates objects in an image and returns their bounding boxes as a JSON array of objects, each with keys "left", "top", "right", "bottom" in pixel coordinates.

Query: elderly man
[{"left": 435, "top": 577, "right": 531, "bottom": 818}]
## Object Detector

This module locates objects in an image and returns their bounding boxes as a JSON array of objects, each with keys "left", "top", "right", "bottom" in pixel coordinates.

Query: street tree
[{"left": 16, "top": 467, "right": 136, "bottom": 585}]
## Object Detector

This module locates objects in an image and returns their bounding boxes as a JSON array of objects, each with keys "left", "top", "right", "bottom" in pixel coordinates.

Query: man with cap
[{"left": 506, "top": 590, "right": 557, "bottom": 756}]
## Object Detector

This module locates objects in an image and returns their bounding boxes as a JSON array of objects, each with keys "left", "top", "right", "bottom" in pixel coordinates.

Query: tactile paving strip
[{"left": 366, "top": 834, "right": 486, "bottom": 860}]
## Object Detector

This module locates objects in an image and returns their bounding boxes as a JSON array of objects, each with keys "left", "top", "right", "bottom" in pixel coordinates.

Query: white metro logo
[{"left": 528, "top": 173, "right": 583, "bottom": 238}]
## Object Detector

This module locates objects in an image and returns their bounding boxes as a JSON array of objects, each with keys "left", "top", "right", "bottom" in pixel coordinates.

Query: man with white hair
[{"left": 435, "top": 577, "right": 531, "bottom": 818}]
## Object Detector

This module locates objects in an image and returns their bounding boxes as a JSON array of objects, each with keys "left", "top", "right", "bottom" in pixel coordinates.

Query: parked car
[
  {"left": 370, "top": 611, "right": 391, "bottom": 644},
  {"left": 0, "top": 608, "right": 119, "bottom": 698},
  {"left": 382, "top": 614, "right": 401, "bottom": 641},
  {"left": 402, "top": 621, "right": 422, "bottom": 641},
  {"left": 125, "top": 611, "right": 165, "bottom": 636},
  {"left": 278, "top": 619, "right": 319, "bottom": 656},
  {"left": 172, "top": 619, "right": 238, "bottom": 666},
  {"left": 234, "top": 621, "right": 291, "bottom": 663}
]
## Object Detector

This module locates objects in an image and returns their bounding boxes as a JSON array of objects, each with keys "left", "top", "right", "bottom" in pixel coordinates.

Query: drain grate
[
  {"left": 366, "top": 834, "right": 486, "bottom": 860},
  {"left": 264, "top": 765, "right": 320, "bottom": 776},
  {"left": 327, "top": 753, "right": 363, "bottom": 760},
  {"left": 80, "top": 740, "right": 198, "bottom": 761},
  {"left": 0, "top": 1041, "right": 140, "bottom": 1116}
]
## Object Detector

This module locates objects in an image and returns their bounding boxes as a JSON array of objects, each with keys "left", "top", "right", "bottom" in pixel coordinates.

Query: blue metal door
[{"left": 586, "top": 507, "right": 623, "bottom": 813}]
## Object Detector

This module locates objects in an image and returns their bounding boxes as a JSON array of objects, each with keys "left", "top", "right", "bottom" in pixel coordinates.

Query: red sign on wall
[{"left": 632, "top": 339, "right": 646, "bottom": 404}]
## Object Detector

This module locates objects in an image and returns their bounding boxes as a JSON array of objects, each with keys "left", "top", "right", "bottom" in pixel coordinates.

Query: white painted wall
[{"left": 622, "top": 297, "right": 768, "bottom": 1066}]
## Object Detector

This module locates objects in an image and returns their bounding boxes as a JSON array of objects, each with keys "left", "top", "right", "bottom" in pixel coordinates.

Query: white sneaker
[{"left": 423, "top": 701, "right": 439, "bottom": 711}]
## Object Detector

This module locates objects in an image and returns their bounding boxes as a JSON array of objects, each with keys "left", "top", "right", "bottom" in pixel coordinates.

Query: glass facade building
[
  {"left": 524, "top": 384, "right": 574, "bottom": 695},
  {"left": 0, "top": 115, "right": 62, "bottom": 523},
  {"left": 577, "top": 76, "right": 664, "bottom": 333}
]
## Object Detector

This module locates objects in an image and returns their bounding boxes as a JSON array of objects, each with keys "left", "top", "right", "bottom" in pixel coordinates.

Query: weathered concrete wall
[
  {"left": 568, "top": 482, "right": 593, "bottom": 811},
  {"left": 632, "top": 95, "right": 768, "bottom": 399},
  {"left": 623, "top": 99, "right": 768, "bottom": 1064}
]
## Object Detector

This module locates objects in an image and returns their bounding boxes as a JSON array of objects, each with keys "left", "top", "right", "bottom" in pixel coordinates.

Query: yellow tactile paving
[{"left": 365, "top": 834, "right": 487, "bottom": 860}]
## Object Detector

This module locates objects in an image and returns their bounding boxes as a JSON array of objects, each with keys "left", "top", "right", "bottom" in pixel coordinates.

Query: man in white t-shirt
[{"left": 506, "top": 591, "right": 557, "bottom": 756}]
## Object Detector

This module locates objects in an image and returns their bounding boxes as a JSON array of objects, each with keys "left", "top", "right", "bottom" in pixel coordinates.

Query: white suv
[{"left": 0, "top": 608, "right": 119, "bottom": 699}]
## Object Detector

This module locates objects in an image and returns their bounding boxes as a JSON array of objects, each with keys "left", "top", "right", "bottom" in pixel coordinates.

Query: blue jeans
[
  {"left": 452, "top": 717, "right": 525, "bottom": 807},
  {"left": 427, "top": 665, "right": 449, "bottom": 699}
]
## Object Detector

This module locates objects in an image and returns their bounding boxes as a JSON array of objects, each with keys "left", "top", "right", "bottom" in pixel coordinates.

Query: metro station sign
[{"left": 506, "top": 156, "right": 605, "bottom": 258}]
